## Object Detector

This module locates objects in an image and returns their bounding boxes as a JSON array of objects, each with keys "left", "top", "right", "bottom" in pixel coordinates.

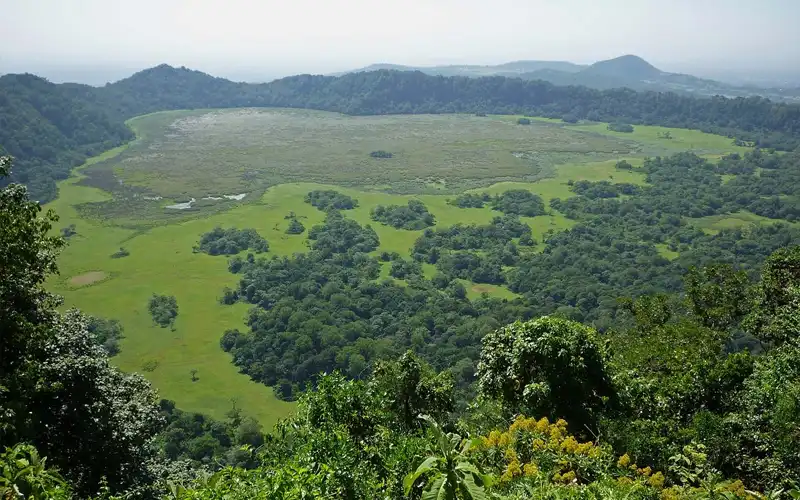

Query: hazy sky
[{"left": 2, "top": 0, "right": 799, "bottom": 83}]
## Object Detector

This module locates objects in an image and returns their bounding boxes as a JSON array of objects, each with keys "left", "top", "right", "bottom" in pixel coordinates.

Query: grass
[
  {"left": 688, "top": 211, "right": 782, "bottom": 235},
  {"left": 76, "top": 109, "right": 662, "bottom": 224},
  {"left": 568, "top": 122, "right": 751, "bottom": 155},
  {"left": 43, "top": 110, "right": 750, "bottom": 428}
]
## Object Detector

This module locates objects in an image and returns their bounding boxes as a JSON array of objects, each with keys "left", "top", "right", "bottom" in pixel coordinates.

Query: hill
[
  {"left": 3, "top": 64, "right": 800, "bottom": 202},
  {"left": 333, "top": 59, "right": 585, "bottom": 78},
  {"left": 518, "top": 55, "right": 800, "bottom": 101},
  {"left": 339, "top": 55, "right": 800, "bottom": 103}
]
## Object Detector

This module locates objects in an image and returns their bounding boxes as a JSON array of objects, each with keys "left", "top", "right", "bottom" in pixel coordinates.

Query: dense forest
[
  {"left": 217, "top": 150, "right": 800, "bottom": 402},
  {"left": 3, "top": 64, "right": 800, "bottom": 201},
  {"left": 2, "top": 154, "right": 799, "bottom": 498}
]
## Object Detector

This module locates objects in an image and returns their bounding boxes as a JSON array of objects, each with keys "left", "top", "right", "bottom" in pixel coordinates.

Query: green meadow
[{"left": 44, "top": 109, "right": 751, "bottom": 427}]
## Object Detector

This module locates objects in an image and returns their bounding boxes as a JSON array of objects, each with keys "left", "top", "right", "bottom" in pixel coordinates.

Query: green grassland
[
  {"left": 44, "top": 109, "right": 751, "bottom": 427},
  {"left": 689, "top": 210, "right": 781, "bottom": 235}
]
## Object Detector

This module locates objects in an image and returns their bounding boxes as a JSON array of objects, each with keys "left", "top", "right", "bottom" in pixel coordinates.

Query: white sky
[{"left": 2, "top": 0, "right": 799, "bottom": 82}]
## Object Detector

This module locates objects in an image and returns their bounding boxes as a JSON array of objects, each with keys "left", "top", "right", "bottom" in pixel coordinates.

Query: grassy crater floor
[{"left": 45, "top": 110, "right": 750, "bottom": 427}]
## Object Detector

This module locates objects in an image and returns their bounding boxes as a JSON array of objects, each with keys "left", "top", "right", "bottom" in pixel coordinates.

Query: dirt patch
[{"left": 69, "top": 271, "right": 107, "bottom": 286}]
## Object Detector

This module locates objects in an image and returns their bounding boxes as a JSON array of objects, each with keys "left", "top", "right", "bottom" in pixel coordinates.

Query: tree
[
  {"left": 476, "top": 317, "right": 615, "bottom": 434},
  {"left": 372, "top": 351, "right": 455, "bottom": 431},
  {"left": 149, "top": 294, "right": 179, "bottom": 328},
  {"left": 684, "top": 264, "right": 750, "bottom": 331},
  {"left": 0, "top": 156, "right": 165, "bottom": 496},
  {"left": 404, "top": 415, "right": 490, "bottom": 500},
  {"left": 743, "top": 245, "right": 800, "bottom": 347},
  {"left": 285, "top": 218, "right": 305, "bottom": 234}
]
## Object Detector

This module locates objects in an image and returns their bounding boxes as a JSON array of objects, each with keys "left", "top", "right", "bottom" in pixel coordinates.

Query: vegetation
[
  {"left": 0, "top": 156, "right": 168, "bottom": 496},
  {"left": 371, "top": 200, "right": 435, "bottom": 230},
  {"left": 305, "top": 189, "right": 358, "bottom": 211},
  {"left": 370, "top": 150, "right": 393, "bottom": 158},
  {"left": 195, "top": 227, "right": 269, "bottom": 255},
  {"left": 3, "top": 152, "right": 800, "bottom": 497},
  {"left": 517, "top": 117, "right": 531, "bottom": 125},
  {"left": 448, "top": 192, "right": 490, "bottom": 208},
  {"left": 607, "top": 122, "right": 635, "bottom": 132},
  {"left": 6, "top": 64, "right": 800, "bottom": 204},
  {"left": 86, "top": 316, "right": 124, "bottom": 356},
  {"left": 490, "top": 189, "right": 546, "bottom": 216},
  {"left": 110, "top": 246, "right": 130, "bottom": 258},
  {"left": 149, "top": 294, "right": 179, "bottom": 328},
  {"left": 285, "top": 217, "right": 305, "bottom": 234}
]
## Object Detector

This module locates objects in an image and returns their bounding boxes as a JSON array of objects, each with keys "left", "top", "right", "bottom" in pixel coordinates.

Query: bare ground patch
[{"left": 69, "top": 271, "right": 107, "bottom": 286}]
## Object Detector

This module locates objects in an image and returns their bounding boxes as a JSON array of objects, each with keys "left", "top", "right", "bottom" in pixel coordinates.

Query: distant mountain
[
  {"left": 340, "top": 55, "right": 800, "bottom": 103},
  {"left": 334, "top": 60, "right": 585, "bottom": 78},
  {"left": 582, "top": 55, "right": 662, "bottom": 80}
]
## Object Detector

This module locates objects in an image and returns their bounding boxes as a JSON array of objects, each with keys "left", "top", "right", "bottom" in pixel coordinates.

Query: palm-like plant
[
  {"left": 404, "top": 415, "right": 490, "bottom": 500},
  {"left": 0, "top": 444, "right": 69, "bottom": 499}
]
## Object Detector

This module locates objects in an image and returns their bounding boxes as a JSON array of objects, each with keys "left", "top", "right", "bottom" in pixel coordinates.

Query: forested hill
[
  {"left": 0, "top": 73, "right": 133, "bottom": 202},
  {"left": 3, "top": 64, "right": 800, "bottom": 201}
]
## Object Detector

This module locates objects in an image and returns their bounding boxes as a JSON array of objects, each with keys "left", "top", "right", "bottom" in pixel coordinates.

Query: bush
[
  {"left": 285, "top": 218, "right": 305, "bottom": 234},
  {"left": 369, "top": 150, "right": 393, "bottom": 158},
  {"left": 517, "top": 118, "right": 531, "bottom": 125},
  {"left": 607, "top": 122, "right": 634, "bottom": 133},
  {"left": 110, "top": 247, "right": 130, "bottom": 258}
]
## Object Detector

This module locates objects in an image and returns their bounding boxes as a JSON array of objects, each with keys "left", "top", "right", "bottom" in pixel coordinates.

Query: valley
[{"left": 45, "top": 108, "right": 774, "bottom": 426}]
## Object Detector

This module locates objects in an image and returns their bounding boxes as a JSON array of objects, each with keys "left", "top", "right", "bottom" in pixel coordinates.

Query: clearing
[{"left": 69, "top": 271, "right": 108, "bottom": 287}]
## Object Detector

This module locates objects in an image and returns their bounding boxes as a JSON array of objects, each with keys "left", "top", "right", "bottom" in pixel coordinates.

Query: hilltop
[{"left": 338, "top": 54, "right": 800, "bottom": 102}]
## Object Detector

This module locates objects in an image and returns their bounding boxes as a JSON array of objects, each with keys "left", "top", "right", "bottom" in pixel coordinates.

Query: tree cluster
[
  {"left": 370, "top": 199, "right": 435, "bottom": 230},
  {"left": 195, "top": 226, "right": 269, "bottom": 255},
  {"left": 448, "top": 192, "right": 491, "bottom": 208},
  {"left": 490, "top": 189, "right": 546, "bottom": 216},
  {"left": 304, "top": 189, "right": 358, "bottom": 211},
  {"left": 149, "top": 294, "right": 179, "bottom": 328}
]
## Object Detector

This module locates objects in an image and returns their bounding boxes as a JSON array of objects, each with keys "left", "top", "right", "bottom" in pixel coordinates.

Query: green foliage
[
  {"left": 284, "top": 217, "right": 305, "bottom": 235},
  {"left": 476, "top": 317, "right": 615, "bottom": 434},
  {"left": 371, "top": 199, "right": 435, "bottom": 230},
  {"left": 517, "top": 118, "right": 531, "bottom": 125},
  {"left": 370, "top": 150, "right": 393, "bottom": 158},
  {"left": 195, "top": 227, "right": 268, "bottom": 256},
  {"left": 743, "top": 245, "right": 800, "bottom": 347},
  {"left": 448, "top": 193, "right": 491, "bottom": 209},
  {"left": 412, "top": 215, "right": 530, "bottom": 285},
  {"left": 86, "top": 316, "right": 124, "bottom": 356},
  {"left": 149, "top": 294, "right": 179, "bottom": 328},
  {"left": 684, "top": 264, "right": 751, "bottom": 331},
  {"left": 304, "top": 189, "right": 358, "bottom": 211},
  {"left": 156, "top": 399, "right": 261, "bottom": 468},
  {"left": 372, "top": 352, "right": 456, "bottom": 431},
  {"left": 60, "top": 223, "right": 77, "bottom": 238},
  {"left": 616, "top": 159, "right": 634, "bottom": 170},
  {"left": 570, "top": 180, "right": 641, "bottom": 199},
  {"left": 110, "top": 246, "right": 130, "bottom": 258},
  {"left": 490, "top": 190, "right": 545, "bottom": 217},
  {"left": 608, "top": 122, "right": 635, "bottom": 133},
  {"left": 404, "top": 415, "right": 490, "bottom": 500},
  {"left": 0, "top": 444, "right": 70, "bottom": 500}
]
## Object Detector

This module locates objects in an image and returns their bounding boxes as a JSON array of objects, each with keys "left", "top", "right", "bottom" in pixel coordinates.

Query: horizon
[{"left": 2, "top": 0, "right": 800, "bottom": 86}]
